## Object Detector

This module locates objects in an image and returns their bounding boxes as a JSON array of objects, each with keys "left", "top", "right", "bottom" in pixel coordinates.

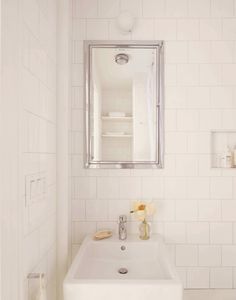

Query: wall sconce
[{"left": 116, "top": 11, "right": 135, "bottom": 34}]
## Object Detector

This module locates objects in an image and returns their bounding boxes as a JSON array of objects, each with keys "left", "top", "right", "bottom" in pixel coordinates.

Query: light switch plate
[{"left": 25, "top": 172, "right": 46, "bottom": 206}]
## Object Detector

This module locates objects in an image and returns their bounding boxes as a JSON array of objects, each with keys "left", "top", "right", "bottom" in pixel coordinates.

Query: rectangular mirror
[{"left": 84, "top": 41, "right": 164, "bottom": 169}]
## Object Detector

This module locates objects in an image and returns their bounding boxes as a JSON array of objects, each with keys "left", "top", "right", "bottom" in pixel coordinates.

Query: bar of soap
[{"left": 93, "top": 230, "right": 113, "bottom": 240}]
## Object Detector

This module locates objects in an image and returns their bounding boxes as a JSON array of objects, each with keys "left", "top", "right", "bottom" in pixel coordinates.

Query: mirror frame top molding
[{"left": 84, "top": 40, "right": 164, "bottom": 169}]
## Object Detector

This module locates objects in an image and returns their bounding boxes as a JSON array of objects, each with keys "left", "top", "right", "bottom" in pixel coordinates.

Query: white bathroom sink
[{"left": 64, "top": 234, "right": 183, "bottom": 300}]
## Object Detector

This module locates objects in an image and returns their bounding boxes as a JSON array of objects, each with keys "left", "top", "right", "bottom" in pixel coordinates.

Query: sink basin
[{"left": 64, "top": 234, "right": 183, "bottom": 300}]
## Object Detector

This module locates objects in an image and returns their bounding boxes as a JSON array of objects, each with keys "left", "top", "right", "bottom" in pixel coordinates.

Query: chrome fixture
[
  {"left": 115, "top": 53, "right": 129, "bottom": 65},
  {"left": 118, "top": 267, "right": 128, "bottom": 274},
  {"left": 118, "top": 215, "right": 127, "bottom": 240}
]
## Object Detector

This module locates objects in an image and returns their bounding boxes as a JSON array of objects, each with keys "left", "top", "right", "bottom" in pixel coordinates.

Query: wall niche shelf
[{"left": 211, "top": 130, "right": 236, "bottom": 169}]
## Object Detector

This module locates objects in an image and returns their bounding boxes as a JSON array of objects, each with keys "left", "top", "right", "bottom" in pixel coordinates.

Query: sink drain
[{"left": 118, "top": 267, "right": 128, "bottom": 274}]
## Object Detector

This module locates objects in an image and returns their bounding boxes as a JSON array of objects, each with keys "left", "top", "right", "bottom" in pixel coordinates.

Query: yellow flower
[
  {"left": 146, "top": 202, "right": 156, "bottom": 216},
  {"left": 131, "top": 201, "right": 146, "bottom": 212},
  {"left": 130, "top": 201, "right": 156, "bottom": 221}
]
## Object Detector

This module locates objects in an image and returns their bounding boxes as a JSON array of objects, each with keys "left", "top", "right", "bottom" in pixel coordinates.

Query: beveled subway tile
[
  {"left": 68, "top": 1, "right": 236, "bottom": 290},
  {"left": 187, "top": 268, "right": 210, "bottom": 288}
]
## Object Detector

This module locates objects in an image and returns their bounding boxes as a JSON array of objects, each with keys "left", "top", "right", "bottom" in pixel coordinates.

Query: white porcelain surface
[{"left": 64, "top": 234, "right": 182, "bottom": 300}]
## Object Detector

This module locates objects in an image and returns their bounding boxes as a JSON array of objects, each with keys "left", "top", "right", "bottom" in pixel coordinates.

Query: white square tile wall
[
  {"left": 19, "top": 0, "right": 57, "bottom": 298},
  {"left": 70, "top": 0, "right": 236, "bottom": 289}
]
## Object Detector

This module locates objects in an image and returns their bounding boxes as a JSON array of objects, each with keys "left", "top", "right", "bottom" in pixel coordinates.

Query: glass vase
[{"left": 139, "top": 219, "right": 150, "bottom": 240}]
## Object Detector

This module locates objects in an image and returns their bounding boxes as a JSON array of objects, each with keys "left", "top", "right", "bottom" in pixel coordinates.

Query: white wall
[
  {"left": 133, "top": 73, "right": 155, "bottom": 161},
  {"left": 57, "top": 0, "right": 71, "bottom": 299},
  {"left": 1, "top": 1, "right": 21, "bottom": 299},
  {"left": 1, "top": 0, "right": 57, "bottom": 299},
  {"left": 70, "top": 0, "right": 236, "bottom": 290},
  {"left": 101, "top": 89, "right": 132, "bottom": 161}
]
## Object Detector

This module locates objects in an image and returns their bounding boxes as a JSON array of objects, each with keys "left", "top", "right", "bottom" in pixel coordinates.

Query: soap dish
[{"left": 93, "top": 230, "right": 113, "bottom": 241}]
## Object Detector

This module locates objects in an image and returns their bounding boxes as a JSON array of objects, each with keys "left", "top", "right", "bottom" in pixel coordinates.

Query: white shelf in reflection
[
  {"left": 101, "top": 116, "right": 133, "bottom": 121},
  {"left": 102, "top": 134, "right": 132, "bottom": 138}
]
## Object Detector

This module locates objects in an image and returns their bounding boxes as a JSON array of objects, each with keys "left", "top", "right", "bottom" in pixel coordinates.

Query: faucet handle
[{"left": 119, "top": 215, "right": 127, "bottom": 223}]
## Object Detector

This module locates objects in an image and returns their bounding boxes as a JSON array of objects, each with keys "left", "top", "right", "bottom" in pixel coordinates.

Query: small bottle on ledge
[{"left": 221, "top": 146, "right": 233, "bottom": 168}]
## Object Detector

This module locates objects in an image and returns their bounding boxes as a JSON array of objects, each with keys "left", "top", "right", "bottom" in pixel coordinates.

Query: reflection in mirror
[{"left": 85, "top": 42, "right": 164, "bottom": 168}]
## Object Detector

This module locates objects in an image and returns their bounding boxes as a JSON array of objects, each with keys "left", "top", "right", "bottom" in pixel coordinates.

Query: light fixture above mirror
[
  {"left": 115, "top": 53, "right": 129, "bottom": 65},
  {"left": 116, "top": 11, "right": 135, "bottom": 34}
]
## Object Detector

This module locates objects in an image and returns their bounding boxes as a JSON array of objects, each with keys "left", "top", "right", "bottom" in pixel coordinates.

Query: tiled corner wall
[
  {"left": 70, "top": 0, "right": 236, "bottom": 289},
  {"left": 20, "top": 0, "right": 57, "bottom": 299}
]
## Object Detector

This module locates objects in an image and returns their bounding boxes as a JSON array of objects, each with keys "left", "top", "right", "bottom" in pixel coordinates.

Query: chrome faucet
[{"left": 118, "top": 215, "right": 127, "bottom": 240}]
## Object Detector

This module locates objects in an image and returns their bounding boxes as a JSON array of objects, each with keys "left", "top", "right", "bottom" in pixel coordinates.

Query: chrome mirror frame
[{"left": 84, "top": 40, "right": 164, "bottom": 169}]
